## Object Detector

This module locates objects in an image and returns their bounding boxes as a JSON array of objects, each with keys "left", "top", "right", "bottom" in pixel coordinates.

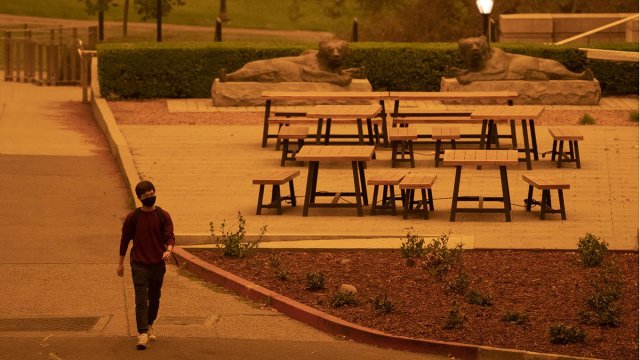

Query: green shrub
[
  {"left": 331, "top": 291, "right": 358, "bottom": 308},
  {"left": 400, "top": 228, "right": 426, "bottom": 264},
  {"left": 443, "top": 303, "right": 467, "bottom": 329},
  {"left": 501, "top": 311, "right": 530, "bottom": 325},
  {"left": 372, "top": 293, "right": 395, "bottom": 314},
  {"left": 465, "top": 289, "right": 493, "bottom": 307},
  {"left": 579, "top": 260, "right": 622, "bottom": 327},
  {"left": 305, "top": 272, "right": 325, "bottom": 291},
  {"left": 549, "top": 324, "right": 587, "bottom": 344},
  {"left": 577, "top": 233, "right": 608, "bottom": 267},
  {"left": 268, "top": 254, "right": 289, "bottom": 281},
  {"left": 423, "top": 233, "right": 464, "bottom": 280},
  {"left": 578, "top": 113, "right": 596, "bottom": 125},
  {"left": 98, "top": 41, "right": 638, "bottom": 99},
  {"left": 630, "top": 110, "right": 639, "bottom": 123},
  {"left": 210, "top": 212, "right": 265, "bottom": 258},
  {"left": 444, "top": 271, "right": 470, "bottom": 295}
]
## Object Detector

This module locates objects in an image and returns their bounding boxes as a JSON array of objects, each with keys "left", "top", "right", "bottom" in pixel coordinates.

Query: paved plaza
[{"left": 118, "top": 110, "right": 638, "bottom": 251}]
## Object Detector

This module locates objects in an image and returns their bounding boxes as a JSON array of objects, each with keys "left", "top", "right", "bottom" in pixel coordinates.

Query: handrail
[{"left": 553, "top": 14, "right": 639, "bottom": 46}]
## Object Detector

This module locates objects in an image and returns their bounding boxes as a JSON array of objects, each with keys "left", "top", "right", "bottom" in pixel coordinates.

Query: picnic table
[
  {"left": 388, "top": 91, "right": 519, "bottom": 146},
  {"left": 443, "top": 149, "right": 519, "bottom": 222},
  {"left": 260, "top": 91, "right": 389, "bottom": 147},
  {"left": 470, "top": 105, "right": 544, "bottom": 170},
  {"left": 305, "top": 104, "right": 383, "bottom": 145},
  {"left": 295, "top": 145, "right": 375, "bottom": 217}
]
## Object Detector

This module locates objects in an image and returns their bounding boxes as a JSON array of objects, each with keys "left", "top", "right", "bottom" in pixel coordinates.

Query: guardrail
[{"left": 2, "top": 25, "right": 97, "bottom": 86}]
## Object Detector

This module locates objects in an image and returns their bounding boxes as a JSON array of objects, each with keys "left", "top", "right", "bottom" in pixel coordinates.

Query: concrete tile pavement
[{"left": 118, "top": 121, "right": 638, "bottom": 250}]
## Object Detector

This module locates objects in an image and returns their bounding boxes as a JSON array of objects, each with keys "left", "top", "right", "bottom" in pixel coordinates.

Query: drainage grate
[{"left": 0, "top": 316, "right": 101, "bottom": 332}]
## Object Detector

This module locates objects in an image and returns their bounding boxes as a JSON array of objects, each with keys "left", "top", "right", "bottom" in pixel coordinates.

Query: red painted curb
[{"left": 173, "top": 247, "right": 479, "bottom": 360}]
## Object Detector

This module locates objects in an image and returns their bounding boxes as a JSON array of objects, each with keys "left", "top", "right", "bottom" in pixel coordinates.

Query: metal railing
[
  {"left": 553, "top": 14, "right": 639, "bottom": 46},
  {"left": 2, "top": 25, "right": 97, "bottom": 86}
]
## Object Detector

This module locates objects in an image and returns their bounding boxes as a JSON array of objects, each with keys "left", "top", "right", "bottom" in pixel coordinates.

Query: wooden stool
[
  {"left": 548, "top": 127, "right": 583, "bottom": 168},
  {"left": 389, "top": 127, "right": 418, "bottom": 168},
  {"left": 253, "top": 170, "right": 300, "bottom": 215},
  {"left": 278, "top": 127, "right": 308, "bottom": 166},
  {"left": 399, "top": 174, "right": 437, "bottom": 219},
  {"left": 367, "top": 170, "right": 408, "bottom": 215},
  {"left": 522, "top": 174, "right": 570, "bottom": 220},
  {"left": 432, "top": 127, "right": 460, "bottom": 167}
]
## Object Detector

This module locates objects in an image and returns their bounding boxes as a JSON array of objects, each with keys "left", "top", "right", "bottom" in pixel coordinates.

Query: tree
[
  {"left": 78, "top": 0, "right": 117, "bottom": 41},
  {"left": 133, "top": 0, "right": 186, "bottom": 21}
]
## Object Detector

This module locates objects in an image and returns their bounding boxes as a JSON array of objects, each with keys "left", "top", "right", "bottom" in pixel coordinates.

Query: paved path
[{"left": 0, "top": 79, "right": 447, "bottom": 359}]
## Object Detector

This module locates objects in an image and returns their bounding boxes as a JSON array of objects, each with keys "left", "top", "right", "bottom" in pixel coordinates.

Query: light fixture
[{"left": 476, "top": 0, "right": 494, "bottom": 42}]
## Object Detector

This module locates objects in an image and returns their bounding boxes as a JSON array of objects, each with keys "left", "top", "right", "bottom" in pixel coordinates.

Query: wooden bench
[
  {"left": 432, "top": 127, "right": 461, "bottom": 167},
  {"left": 548, "top": 127, "right": 583, "bottom": 168},
  {"left": 253, "top": 170, "right": 300, "bottom": 215},
  {"left": 399, "top": 174, "right": 437, "bottom": 219},
  {"left": 389, "top": 127, "right": 418, "bottom": 168},
  {"left": 522, "top": 174, "right": 570, "bottom": 220},
  {"left": 367, "top": 170, "right": 408, "bottom": 215},
  {"left": 277, "top": 127, "right": 308, "bottom": 166}
]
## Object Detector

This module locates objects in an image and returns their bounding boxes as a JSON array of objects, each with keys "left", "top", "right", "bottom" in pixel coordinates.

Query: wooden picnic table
[
  {"left": 295, "top": 145, "right": 375, "bottom": 217},
  {"left": 260, "top": 91, "right": 389, "bottom": 147},
  {"left": 305, "top": 104, "right": 383, "bottom": 145},
  {"left": 470, "top": 105, "right": 545, "bottom": 170},
  {"left": 443, "top": 149, "right": 519, "bottom": 222},
  {"left": 388, "top": 91, "right": 518, "bottom": 117}
]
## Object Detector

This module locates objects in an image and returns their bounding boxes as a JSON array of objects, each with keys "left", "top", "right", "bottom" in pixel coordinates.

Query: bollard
[
  {"left": 351, "top": 17, "right": 358, "bottom": 42},
  {"left": 215, "top": 17, "right": 222, "bottom": 42}
]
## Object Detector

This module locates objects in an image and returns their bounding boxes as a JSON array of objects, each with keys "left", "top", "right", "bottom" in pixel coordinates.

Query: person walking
[{"left": 117, "top": 180, "right": 175, "bottom": 350}]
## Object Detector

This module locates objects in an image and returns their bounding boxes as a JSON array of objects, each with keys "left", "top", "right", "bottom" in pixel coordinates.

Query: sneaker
[
  {"left": 147, "top": 325, "right": 157, "bottom": 341},
  {"left": 136, "top": 333, "right": 149, "bottom": 350}
]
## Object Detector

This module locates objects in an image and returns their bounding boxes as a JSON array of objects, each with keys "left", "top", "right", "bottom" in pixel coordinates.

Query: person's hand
[
  {"left": 162, "top": 250, "right": 172, "bottom": 261},
  {"left": 116, "top": 263, "right": 124, "bottom": 277}
]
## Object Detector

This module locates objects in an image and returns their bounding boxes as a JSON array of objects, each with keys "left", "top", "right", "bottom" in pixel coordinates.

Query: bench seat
[
  {"left": 399, "top": 174, "right": 437, "bottom": 219},
  {"left": 253, "top": 170, "right": 300, "bottom": 215},
  {"left": 367, "top": 170, "right": 409, "bottom": 215},
  {"left": 389, "top": 127, "right": 418, "bottom": 168},
  {"left": 548, "top": 127, "right": 583, "bottom": 168},
  {"left": 522, "top": 174, "right": 570, "bottom": 220}
]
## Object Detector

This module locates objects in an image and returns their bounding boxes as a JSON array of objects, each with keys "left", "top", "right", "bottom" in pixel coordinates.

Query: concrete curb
[
  {"left": 173, "top": 247, "right": 598, "bottom": 360},
  {"left": 89, "top": 59, "right": 141, "bottom": 207}
]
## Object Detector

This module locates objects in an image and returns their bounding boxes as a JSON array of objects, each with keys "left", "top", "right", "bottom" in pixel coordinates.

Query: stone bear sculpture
[
  {"left": 448, "top": 36, "right": 594, "bottom": 85},
  {"left": 222, "top": 40, "right": 361, "bottom": 86}
]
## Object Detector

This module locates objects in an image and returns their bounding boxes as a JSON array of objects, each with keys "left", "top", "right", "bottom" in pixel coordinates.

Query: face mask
[{"left": 141, "top": 196, "right": 156, "bottom": 207}]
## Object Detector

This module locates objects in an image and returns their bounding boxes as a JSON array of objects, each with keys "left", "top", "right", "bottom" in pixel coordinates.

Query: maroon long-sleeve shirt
[{"left": 119, "top": 208, "right": 175, "bottom": 265}]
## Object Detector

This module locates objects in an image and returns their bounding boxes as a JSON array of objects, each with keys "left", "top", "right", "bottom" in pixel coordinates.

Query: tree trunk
[
  {"left": 156, "top": 0, "right": 162, "bottom": 42},
  {"left": 98, "top": 11, "right": 104, "bottom": 41},
  {"left": 123, "top": 0, "right": 129, "bottom": 37}
]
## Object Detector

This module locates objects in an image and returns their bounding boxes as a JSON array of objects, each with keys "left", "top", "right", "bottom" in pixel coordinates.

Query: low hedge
[{"left": 98, "top": 41, "right": 638, "bottom": 99}]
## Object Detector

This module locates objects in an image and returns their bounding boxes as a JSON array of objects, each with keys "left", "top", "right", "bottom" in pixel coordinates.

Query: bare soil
[{"left": 191, "top": 248, "right": 639, "bottom": 360}]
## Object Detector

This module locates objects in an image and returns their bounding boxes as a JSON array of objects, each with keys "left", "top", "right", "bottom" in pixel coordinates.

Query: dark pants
[{"left": 131, "top": 260, "right": 166, "bottom": 334}]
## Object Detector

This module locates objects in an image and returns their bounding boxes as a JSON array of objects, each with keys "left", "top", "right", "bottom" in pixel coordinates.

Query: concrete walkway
[{"left": 0, "top": 78, "right": 447, "bottom": 359}]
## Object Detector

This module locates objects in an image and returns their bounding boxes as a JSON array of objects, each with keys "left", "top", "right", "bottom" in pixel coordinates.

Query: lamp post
[{"left": 476, "top": 0, "right": 493, "bottom": 43}]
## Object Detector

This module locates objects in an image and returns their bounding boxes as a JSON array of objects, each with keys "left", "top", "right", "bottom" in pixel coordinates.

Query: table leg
[
  {"left": 509, "top": 119, "right": 518, "bottom": 149},
  {"left": 352, "top": 161, "right": 363, "bottom": 217},
  {"left": 450, "top": 166, "right": 462, "bottom": 222},
  {"left": 324, "top": 118, "right": 332, "bottom": 145},
  {"left": 479, "top": 120, "right": 488, "bottom": 150},
  {"left": 316, "top": 118, "right": 324, "bottom": 144},
  {"left": 520, "top": 119, "right": 532, "bottom": 170},
  {"left": 303, "top": 162, "right": 318, "bottom": 217},
  {"left": 358, "top": 160, "right": 368, "bottom": 206},
  {"left": 311, "top": 162, "right": 319, "bottom": 203},
  {"left": 261, "top": 100, "right": 271, "bottom": 148},
  {"left": 366, "top": 118, "right": 374, "bottom": 145},
  {"left": 356, "top": 118, "right": 364, "bottom": 144},
  {"left": 380, "top": 100, "right": 389, "bottom": 146},
  {"left": 529, "top": 119, "right": 539, "bottom": 161},
  {"left": 499, "top": 165, "right": 512, "bottom": 222}
]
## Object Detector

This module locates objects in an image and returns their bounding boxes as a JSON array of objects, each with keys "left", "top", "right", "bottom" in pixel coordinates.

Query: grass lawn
[{"left": 0, "top": 0, "right": 359, "bottom": 32}]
